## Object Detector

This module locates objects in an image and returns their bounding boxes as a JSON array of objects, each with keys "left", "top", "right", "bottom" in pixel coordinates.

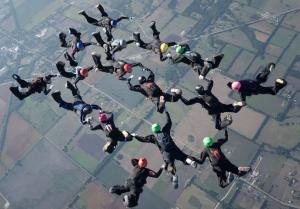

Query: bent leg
[
  {"left": 51, "top": 91, "right": 74, "bottom": 110},
  {"left": 96, "top": 4, "right": 108, "bottom": 17},
  {"left": 79, "top": 11, "right": 99, "bottom": 25},
  {"left": 56, "top": 61, "right": 75, "bottom": 78}
]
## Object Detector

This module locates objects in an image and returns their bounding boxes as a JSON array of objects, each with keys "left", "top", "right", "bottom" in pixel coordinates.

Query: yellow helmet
[{"left": 160, "top": 43, "right": 169, "bottom": 53}]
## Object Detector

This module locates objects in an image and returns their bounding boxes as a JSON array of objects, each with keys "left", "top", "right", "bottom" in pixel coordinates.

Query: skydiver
[
  {"left": 132, "top": 21, "right": 177, "bottom": 61},
  {"left": 78, "top": 3, "right": 133, "bottom": 41},
  {"left": 56, "top": 61, "right": 94, "bottom": 87},
  {"left": 109, "top": 157, "right": 164, "bottom": 207},
  {"left": 127, "top": 68, "right": 182, "bottom": 113},
  {"left": 169, "top": 44, "right": 224, "bottom": 79},
  {"left": 92, "top": 31, "right": 135, "bottom": 60},
  {"left": 59, "top": 28, "right": 96, "bottom": 60},
  {"left": 51, "top": 81, "right": 101, "bottom": 124},
  {"left": 87, "top": 111, "right": 134, "bottom": 153},
  {"left": 197, "top": 129, "right": 251, "bottom": 188},
  {"left": 10, "top": 74, "right": 56, "bottom": 100},
  {"left": 132, "top": 111, "right": 198, "bottom": 188},
  {"left": 180, "top": 79, "right": 244, "bottom": 130},
  {"left": 91, "top": 52, "right": 143, "bottom": 80},
  {"left": 227, "top": 63, "right": 287, "bottom": 102}
]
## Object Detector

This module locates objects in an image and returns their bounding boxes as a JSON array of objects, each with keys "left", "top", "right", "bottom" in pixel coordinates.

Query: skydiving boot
[
  {"left": 238, "top": 167, "right": 251, "bottom": 177},
  {"left": 256, "top": 62, "right": 275, "bottom": 83},
  {"left": 91, "top": 52, "right": 103, "bottom": 71},
  {"left": 69, "top": 28, "right": 81, "bottom": 38},
  {"left": 211, "top": 54, "right": 224, "bottom": 69},
  {"left": 219, "top": 114, "right": 233, "bottom": 129},
  {"left": 51, "top": 91, "right": 63, "bottom": 104},
  {"left": 12, "top": 74, "right": 29, "bottom": 88},
  {"left": 133, "top": 32, "right": 142, "bottom": 46},
  {"left": 109, "top": 185, "right": 123, "bottom": 195},
  {"left": 185, "top": 158, "right": 197, "bottom": 168},
  {"left": 150, "top": 21, "right": 160, "bottom": 36},
  {"left": 226, "top": 172, "right": 234, "bottom": 184},
  {"left": 64, "top": 52, "right": 78, "bottom": 67},
  {"left": 92, "top": 31, "right": 106, "bottom": 47},
  {"left": 171, "top": 175, "right": 178, "bottom": 189},
  {"left": 78, "top": 10, "right": 86, "bottom": 16},
  {"left": 59, "top": 32, "right": 68, "bottom": 47},
  {"left": 10, "top": 86, "right": 26, "bottom": 100},
  {"left": 274, "top": 78, "right": 287, "bottom": 93},
  {"left": 170, "top": 88, "right": 182, "bottom": 96}
]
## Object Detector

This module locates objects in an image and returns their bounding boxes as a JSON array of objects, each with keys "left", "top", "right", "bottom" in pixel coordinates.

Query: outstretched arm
[
  {"left": 89, "top": 123, "right": 104, "bottom": 131},
  {"left": 148, "top": 167, "right": 163, "bottom": 178},
  {"left": 127, "top": 81, "right": 148, "bottom": 96},
  {"left": 216, "top": 129, "right": 228, "bottom": 146},
  {"left": 180, "top": 96, "right": 203, "bottom": 106},
  {"left": 207, "top": 79, "right": 214, "bottom": 93},
  {"left": 197, "top": 150, "right": 208, "bottom": 164},
  {"left": 146, "top": 68, "right": 155, "bottom": 82},
  {"left": 135, "top": 134, "right": 156, "bottom": 144},
  {"left": 162, "top": 111, "right": 172, "bottom": 134}
]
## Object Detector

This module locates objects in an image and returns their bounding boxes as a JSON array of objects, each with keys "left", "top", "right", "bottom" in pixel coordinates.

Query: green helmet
[
  {"left": 151, "top": 123, "right": 161, "bottom": 133},
  {"left": 176, "top": 46, "right": 185, "bottom": 54},
  {"left": 203, "top": 137, "right": 213, "bottom": 148}
]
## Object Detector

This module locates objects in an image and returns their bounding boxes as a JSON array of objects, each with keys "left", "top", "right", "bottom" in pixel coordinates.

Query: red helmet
[
  {"left": 138, "top": 157, "right": 147, "bottom": 168},
  {"left": 80, "top": 68, "right": 88, "bottom": 77},
  {"left": 99, "top": 113, "right": 108, "bottom": 123},
  {"left": 123, "top": 64, "right": 133, "bottom": 73}
]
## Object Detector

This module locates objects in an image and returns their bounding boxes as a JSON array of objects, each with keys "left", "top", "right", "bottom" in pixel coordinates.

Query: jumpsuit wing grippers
[
  {"left": 58, "top": 32, "right": 68, "bottom": 47},
  {"left": 9, "top": 87, "right": 25, "bottom": 100}
]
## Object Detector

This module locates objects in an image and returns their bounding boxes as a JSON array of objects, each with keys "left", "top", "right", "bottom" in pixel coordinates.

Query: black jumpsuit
[
  {"left": 92, "top": 54, "right": 143, "bottom": 80},
  {"left": 89, "top": 111, "right": 132, "bottom": 153},
  {"left": 51, "top": 82, "right": 101, "bottom": 124},
  {"left": 181, "top": 80, "right": 241, "bottom": 130},
  {"left": 56, "top": 61, "right": 93, "bottom": 86},
  {"left": 110, "top": 158, "right": 163, "bottom": 207},
  {"left": 10, "top": 74, "right": 55, "bottom": 100},
  {"left": 59, "top": 28, "right": 94, "bottom": 59},
  {"left": 171, "top": 49, "right": 223, "bottom": 78},
  {"left": 197, "top": 130, "right": 244, "bottom": 188},
  {"left": 133, "top": 23, "right": 177, "bottom": 61},
  {"left": 135, "top": 112, "right": 196, "bottom": 175},
  {"left": 228, "top": 64, "right": 286, "bottom": 102},
  {"left": 127, "top": 69, "right": 180, "bottom": 113},
  {"left": 79, "top": 4, "right": 129, "bottom": 41}
]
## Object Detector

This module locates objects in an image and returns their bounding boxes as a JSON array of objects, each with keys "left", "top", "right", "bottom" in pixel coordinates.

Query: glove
[
  {"left": 166, "top": 53, "right": 172, "bottom": 58},
  {"left": 128, "top": 75, "right": 135, "bottom": 80},
  {"left": 49, "top": 85, "right": 54, "bottom": 90},
  {"left": 131, "top": 133, "right": 137, "bottom": 137},
  {"left": 161, "top": 163, "right": 167, "bottom": 169},
  {"left": 86, "top": 116, "right": 93, "bottom": 123},
  {"left": 129, "top": 17, "right": 135, "bottom": 21}
]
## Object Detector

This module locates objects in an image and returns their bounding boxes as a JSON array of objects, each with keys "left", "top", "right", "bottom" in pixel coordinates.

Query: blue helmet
[
  {"left": 76, "top": 41, "right": 85, "bottom": 50},
  {"left": 111, "top": 19, "right": 118, "bottom": 27}
]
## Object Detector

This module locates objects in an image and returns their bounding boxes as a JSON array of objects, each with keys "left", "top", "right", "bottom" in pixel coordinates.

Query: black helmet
[
  {"left": 138, "top": 76, "right": 146, "bottom": 84},
  {"left": 195, "top": 85, "right": 205, "bottom": 95},
  {"left": 82, "top": 105, "right": 92, "bottom": 114},
  {"left": 44, "top": 75, "right": 52, "bottom": 84}
]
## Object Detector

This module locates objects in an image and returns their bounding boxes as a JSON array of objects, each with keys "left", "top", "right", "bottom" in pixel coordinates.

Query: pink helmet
[
  {"left": 99, "top": 113, "right": 108, "bottom": 123},
  {"left": 231, "top": 81, "right": 241, "bottom": 91}
]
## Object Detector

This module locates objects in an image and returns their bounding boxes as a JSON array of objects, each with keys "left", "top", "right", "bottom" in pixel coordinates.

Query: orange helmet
[
  {"left": 80, "top": 68, "right": 88, "bottom": 77},
  {"left": 123, "top": 64, "right": 133, "bottom": 73},
  {"left": 138, "top": 157, "right": 147, "bottom": 168}
]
